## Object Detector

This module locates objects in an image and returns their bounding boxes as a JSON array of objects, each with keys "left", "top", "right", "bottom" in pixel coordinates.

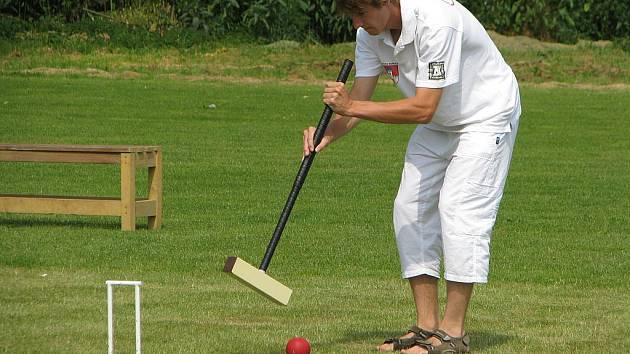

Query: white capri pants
[{"left": 393, "top": 113, "right": 520, "bottom": 283}]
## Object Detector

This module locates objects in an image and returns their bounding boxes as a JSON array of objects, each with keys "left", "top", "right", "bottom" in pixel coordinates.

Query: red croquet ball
[{"left": 286, "top": 337, "right": 311, "bottom": 354}]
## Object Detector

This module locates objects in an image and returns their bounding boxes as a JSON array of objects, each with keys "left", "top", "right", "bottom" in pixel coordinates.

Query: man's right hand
[
  {"left": 303, "top": 126, "right": 334, "bottom": 157},
  {"left": 301, "top": 76, "right": 379, "bottom": 157}
]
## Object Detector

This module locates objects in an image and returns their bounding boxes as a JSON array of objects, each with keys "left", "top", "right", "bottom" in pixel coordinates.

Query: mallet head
[{"left": 224, "top": 256, "right": 293, "bottom": 305}]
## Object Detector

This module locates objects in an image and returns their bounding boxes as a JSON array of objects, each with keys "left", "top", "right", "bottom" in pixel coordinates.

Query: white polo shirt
[{"left": 355, "top": 0, "right": 519, "bottom": 132}]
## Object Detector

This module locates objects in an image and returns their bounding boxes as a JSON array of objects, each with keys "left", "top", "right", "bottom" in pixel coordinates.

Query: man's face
[{"left": 351, "top": 1, "right": 390, "bottom": 35}]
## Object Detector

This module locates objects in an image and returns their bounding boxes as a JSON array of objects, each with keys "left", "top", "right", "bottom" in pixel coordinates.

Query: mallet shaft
[{"left": 259, "top": 59, "right": 354, "bottom": 271}]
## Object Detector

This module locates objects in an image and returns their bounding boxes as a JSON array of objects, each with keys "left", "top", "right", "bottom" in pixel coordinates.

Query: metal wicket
[{"left": 106, "top": 280, "right": 143, "bottom": 354}]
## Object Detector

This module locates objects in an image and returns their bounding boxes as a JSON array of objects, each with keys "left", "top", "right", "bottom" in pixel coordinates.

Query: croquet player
[{"left": 303, "top": 0, "right": 521, "bottom": 353}]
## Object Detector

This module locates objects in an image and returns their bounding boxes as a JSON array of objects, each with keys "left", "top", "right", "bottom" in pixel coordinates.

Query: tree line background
[{"left": 1, "top": 0, "right": 628, "bottom": 45}]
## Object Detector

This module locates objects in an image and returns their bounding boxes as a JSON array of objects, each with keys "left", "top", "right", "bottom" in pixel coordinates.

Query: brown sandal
[
  {"left": 380, "top": 326, "right": 434, "bottom": 351},
  {"left": 411, "top": 329, "right": 469, "bottom": 354}
]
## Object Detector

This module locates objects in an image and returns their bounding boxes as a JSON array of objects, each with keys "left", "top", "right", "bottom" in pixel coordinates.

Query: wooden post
[
  {"left": 121, "top": 153, "right": 136, "bottom": 231},
  {"left": 148, "top": 149, "right": 162, "bottom": 229}
]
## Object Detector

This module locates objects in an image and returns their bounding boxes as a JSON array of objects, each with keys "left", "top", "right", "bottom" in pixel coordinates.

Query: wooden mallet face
[{"left": 224, "top": 257, "right": 293, "bottom": 305}]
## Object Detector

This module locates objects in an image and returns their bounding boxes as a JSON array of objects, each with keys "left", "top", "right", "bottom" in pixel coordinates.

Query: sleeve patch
[{"left": 428, "top": 61, "right": 446, "bottom": 80}]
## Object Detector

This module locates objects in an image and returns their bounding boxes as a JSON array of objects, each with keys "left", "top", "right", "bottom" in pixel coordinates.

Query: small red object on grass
[{"left": 286, "top": 336, "right": 311, "bottom": 354}]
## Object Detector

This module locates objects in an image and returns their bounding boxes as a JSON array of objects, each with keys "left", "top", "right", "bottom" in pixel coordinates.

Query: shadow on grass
[
  {"left": 0, "top": 216, "right": 128, "bottom": 230},
  {"left": 466, "top": 331, "right": 512, "bottom": 351},
  {"left": 316, "top": 329, "right": 512, "bottom": 352},
  {"left": 313, "top": 329, "right": 392, "bottom": 351}
]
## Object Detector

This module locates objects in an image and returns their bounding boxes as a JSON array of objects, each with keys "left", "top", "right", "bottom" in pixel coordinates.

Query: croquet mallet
[{"left": 224, "top": 59, "right": 354, "bottom": 305}]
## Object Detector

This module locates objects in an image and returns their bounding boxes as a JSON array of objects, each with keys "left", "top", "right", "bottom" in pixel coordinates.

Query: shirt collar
[
  {"left": 394, "top": 0, "right": 418, "bottom": 54},
  {"left": 374, "top": 0, "right": 418, "bottom": 55}
]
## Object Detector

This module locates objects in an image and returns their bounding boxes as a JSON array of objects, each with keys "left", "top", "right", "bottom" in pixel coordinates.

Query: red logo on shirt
[{"left": 383, "top": 62, "right": 399, "bottom": 84}]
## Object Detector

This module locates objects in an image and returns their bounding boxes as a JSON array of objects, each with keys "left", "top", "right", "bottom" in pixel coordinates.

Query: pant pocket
[{"left": 454, "top": 180, "right": 501, "bottom": 236}]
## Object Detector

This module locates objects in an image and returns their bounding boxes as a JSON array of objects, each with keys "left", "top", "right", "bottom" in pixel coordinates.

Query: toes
[
  {"left": 399, "top": 340, "right": 428, "bottom": 354},
  {"left": 400, "top": 345, "right": 428, "bottom": 354},
  {"left": 377, "top": 343, "right": 393, "bottom": 352}
]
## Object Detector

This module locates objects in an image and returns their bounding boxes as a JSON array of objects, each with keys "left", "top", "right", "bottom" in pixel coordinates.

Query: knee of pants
[
  {"left": 394, "top": 188, "right": 438, "bottom": 224},
  {"left": 394, "top": 194, "right": 415, "bottom": 232},
  {"left": 393, "top": 191, "right": 411, "bottom": 215}
]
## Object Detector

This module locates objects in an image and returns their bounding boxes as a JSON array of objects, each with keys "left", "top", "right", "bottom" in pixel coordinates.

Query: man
[{"left": 303, "top": 0, "right": 521, "bottom": 353}]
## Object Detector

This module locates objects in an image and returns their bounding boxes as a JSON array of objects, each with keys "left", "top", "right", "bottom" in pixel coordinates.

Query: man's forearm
[
  {"left": 347, "top": 97, "right": 436, "bottom": 124},
  {"left": 324, "top": 83, "right": 442, "bottom": 125},
  {"left": 328, "top": 114, "right": 361, "bottom": 142}
]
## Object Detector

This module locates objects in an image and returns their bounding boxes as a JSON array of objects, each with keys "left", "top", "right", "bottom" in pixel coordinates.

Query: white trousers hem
[
  {"left": 402, "top": 268, "right": 441, "bottom": 280},
  {"left": 444, "top": 273, "right": 488, "bottom": 284}
]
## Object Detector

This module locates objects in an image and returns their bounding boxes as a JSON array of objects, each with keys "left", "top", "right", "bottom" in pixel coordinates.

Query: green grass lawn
[{"left": 0, "top": 75, "right": 629, "bottom": 353}]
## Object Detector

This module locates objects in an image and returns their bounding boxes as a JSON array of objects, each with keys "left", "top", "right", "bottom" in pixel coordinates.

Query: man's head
[{"left": 336, "top": 0, "right": 401, "bottom": 35}]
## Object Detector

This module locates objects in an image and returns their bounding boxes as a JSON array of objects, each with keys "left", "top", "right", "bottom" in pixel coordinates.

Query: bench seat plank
[
  {"left": 0, "top": 150, "right": 157, "bottom": 167},
  {"left": 0, "top": 144, "right": 160, "bottom": 153},
  {"left": 0, "top": 150, "right": 121, "bottom": 164}
]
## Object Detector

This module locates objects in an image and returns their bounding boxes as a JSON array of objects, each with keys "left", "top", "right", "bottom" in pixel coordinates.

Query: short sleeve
[
  {"left": 355, "top": 28, "right": 383, "bottom": 78},
  {"left": 415, "top": 27, "right": 462, "bottom": 88}
]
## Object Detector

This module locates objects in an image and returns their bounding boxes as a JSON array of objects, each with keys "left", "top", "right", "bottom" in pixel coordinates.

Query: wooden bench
[{"left": 0, "top": 144, "right": 162, "bottom": 231}]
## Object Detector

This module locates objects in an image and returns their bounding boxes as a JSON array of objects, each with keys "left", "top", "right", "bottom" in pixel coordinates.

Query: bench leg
[
  {"left": 121, "top": 153, "right": 136, "bottom": 231},
  {"left": 148, "top": 149, "right": 162, "bottom": 230}
]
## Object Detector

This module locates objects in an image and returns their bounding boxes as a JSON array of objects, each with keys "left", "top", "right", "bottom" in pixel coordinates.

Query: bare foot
[{"left": 399, "top": 336, "right": 441, "bottom": 354}]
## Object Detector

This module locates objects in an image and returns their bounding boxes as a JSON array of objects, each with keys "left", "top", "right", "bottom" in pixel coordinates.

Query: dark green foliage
[
  {"left": 174, "top": 0, "right": 341, "bottom": 43},
  {"left": 1, "top": 0, "right": 628, "bottom": 44},
  {"left": 0, "top": 0, "right": 352, "bottom": 43},
  {"left": 459, "top": 0, "right": 629, "bottom": 44},
  {"left": 0, "top": 0, "right": 90, "bottom": 21},
  {"left": 301, "top": 0, "right": 354, "bottom": 44},
  {"left": 0, "top": 13, "right": 29, "bottom": 37},
  {"left": 242, "top": 0, "right": 307, "bottom": 41},
  {"left": 577, "top": 1, "right": 630, "bottom": 40},
  {"left": 175, "top": 0, "right": 241, "bottom": 37},
  {"left": 2, "top": 15, "right": 211, "bottom": 50}
]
